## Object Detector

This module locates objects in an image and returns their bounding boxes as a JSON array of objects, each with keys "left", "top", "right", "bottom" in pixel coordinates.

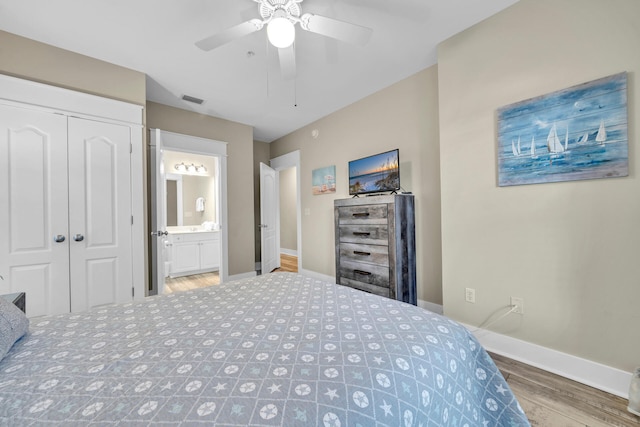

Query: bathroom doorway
[{"left": 149, "top": 129, "right": 228, "bottom": 296}]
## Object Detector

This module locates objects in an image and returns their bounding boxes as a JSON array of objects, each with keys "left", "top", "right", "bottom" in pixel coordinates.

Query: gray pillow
[{"left": 0, "top": 297, "right": 29, "bottom": 361}]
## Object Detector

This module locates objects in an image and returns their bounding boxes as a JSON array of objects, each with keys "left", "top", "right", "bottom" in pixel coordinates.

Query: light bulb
[{"left": 267, "top": 17, "right": 295, "bottom": 48}]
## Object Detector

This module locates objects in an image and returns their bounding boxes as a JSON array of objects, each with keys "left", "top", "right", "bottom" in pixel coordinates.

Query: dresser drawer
[
  {"left": 338, "top": 224, "right": 388, "bottom": 245},
  {"left": 337, "top": 205, "right": 388, "bottom": 225},
  {"left": 339, "top": 242, "right": 389, "bottom": 266},
  {"left": 338, "top": 259, "right": 389, "bottom": 286},
  {"left": 339, "top": 277, "right": 390, "bottom": 298}
]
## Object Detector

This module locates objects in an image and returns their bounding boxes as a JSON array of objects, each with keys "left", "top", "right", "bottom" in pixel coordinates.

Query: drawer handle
[
  {"left": 354, "top": 269, "right": 371, "bottom": 276},
  {"left": 353, "top": 251, "right": 371, "bottom": 256},
  {"left": 352, "top": 212, "right": 370, "bottom": 217},
  {"left": 352, "top": 232, "right": 370, "bottom": 236}
]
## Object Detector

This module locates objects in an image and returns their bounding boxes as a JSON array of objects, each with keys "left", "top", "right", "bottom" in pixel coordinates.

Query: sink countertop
[{"left": 166, "top": 226, "right": 219, "bottom": 234}]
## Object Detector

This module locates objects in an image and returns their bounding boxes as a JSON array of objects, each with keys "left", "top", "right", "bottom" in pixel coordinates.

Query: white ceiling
[{"left": 0, "top": 0, "right": 518, "bottom": 142}]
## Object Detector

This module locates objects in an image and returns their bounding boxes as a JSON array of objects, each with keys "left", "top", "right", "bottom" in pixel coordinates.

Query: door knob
[
  {"left": 53, "top": 235, "right": 66, "bottom": 243},
  {"left": 73, "top": 234, "right": 84, "bottom": 242}
]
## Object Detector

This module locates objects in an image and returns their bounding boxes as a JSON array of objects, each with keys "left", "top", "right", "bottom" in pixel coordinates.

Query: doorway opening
[
  {"left": 259, "top": 150, "right": 302, "bottom": 274},
  {"left": 149, "top": 129, "right": 228, "bottom": 296}
]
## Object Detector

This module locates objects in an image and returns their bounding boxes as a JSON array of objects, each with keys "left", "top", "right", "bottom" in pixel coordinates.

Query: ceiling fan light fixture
[{"left": 267, "top": 16, "right": 295, "bottom": 48}]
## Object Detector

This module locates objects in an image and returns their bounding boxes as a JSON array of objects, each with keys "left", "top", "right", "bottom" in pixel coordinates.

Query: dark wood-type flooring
[{"left": 491, "top": 352, "right": 639, "bottom": 426}]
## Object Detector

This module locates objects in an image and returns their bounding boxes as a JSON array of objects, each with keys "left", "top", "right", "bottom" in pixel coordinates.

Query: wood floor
[
  {"left": 272, "top": 253, "right": 298, "bottom": 273},
  {"left": 163, "top": 271, "right": 220, "bottom": 294},
  {"left": 164, "top": 253, "right": 298, "bottom": 294},
  {"left": 163, "top": 259, "right": 638, "bottom": 426},
  {"left": 491, "top": 352, "right": 639, "bottom": 426}
]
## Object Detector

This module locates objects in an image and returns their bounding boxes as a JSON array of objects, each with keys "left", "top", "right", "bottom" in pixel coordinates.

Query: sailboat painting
[{"left": 497, "top": 72, "right": 628, "bottom": 186}]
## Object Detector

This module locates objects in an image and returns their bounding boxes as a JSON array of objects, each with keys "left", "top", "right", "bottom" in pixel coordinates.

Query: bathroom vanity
[{"left": 166, "top": 227, "right": 220, "bottom": 277}]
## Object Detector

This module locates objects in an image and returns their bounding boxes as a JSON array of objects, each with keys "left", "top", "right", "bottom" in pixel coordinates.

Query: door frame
[
  {"left": 148, "top": 129, "right": 228, "bottom": 295},
  {"left": 270, "top": 150, "right": 302, "bottom": 272}
]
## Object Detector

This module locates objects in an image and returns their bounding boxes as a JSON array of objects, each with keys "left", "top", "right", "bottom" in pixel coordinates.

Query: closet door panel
[
  {"left": 68, "top": 117, "right": 132, "bottom": 312},
  {"left": 0, "top": 104, "right": 71, "bottom": 316}
]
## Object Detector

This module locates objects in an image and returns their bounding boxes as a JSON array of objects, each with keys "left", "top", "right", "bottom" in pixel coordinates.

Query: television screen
[{"left": 348, "top": 149, "right": 400, "bottom": 195}]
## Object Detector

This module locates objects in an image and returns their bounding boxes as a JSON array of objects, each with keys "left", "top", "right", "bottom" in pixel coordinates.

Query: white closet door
[
  {"left": 0, "top": 104, "right": 71, "bottom": 316},
  {"left": 68, "top": 117, "right": 132, "bottom": 312}
]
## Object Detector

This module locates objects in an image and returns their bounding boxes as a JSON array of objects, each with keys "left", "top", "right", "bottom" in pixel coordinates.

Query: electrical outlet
[
  {"left": 510, "top": 297, "right": 524, "bottom": 314},
  {"left": 465, "top": 288, "right": 476, "bottom": 303}
]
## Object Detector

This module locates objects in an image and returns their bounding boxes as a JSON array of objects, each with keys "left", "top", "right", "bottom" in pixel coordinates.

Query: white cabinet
[
  {"left": 0, "top": 74, "right": 144, "bottom": 317},
  {"left": 169, "top": 232, "right": 220, "bottom": 277}
]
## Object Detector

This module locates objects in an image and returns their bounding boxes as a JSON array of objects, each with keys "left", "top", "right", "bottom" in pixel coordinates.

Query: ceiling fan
[{"left": 195, "top": 0, "right": 373, "bottom": 80}]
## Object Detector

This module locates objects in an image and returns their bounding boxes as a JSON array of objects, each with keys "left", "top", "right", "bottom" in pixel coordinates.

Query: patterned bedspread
[{"left": 0, "top": 273, "right": 529, "bottom": 426}]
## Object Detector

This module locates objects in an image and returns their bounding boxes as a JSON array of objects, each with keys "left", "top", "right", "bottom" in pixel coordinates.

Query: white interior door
[
  {"left": 149, "top": 129, "right": 167, "bottom": 295},
  {"left": 0, "top": 104, "right": 71, "bottom": 316},
  {"left": 68, "top": 117, "right": 132, "bottom": 312},
  {"left": 260, "top": 162, "right": 279, "bottom": 273}
]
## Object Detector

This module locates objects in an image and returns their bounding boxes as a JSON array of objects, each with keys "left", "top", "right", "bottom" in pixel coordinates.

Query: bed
[{"left": 0, "top": 272, "right": 530, "bottom": 426}]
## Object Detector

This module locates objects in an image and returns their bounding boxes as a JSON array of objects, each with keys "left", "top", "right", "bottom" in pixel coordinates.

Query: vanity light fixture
[{"left": 174, "top": 162, "right": 208, "bottom": 174}]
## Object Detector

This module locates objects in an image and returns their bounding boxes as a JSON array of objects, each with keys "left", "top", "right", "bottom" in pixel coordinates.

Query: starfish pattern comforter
[{"left": 0, "top": 272, "right": 529, "bottom": 426}]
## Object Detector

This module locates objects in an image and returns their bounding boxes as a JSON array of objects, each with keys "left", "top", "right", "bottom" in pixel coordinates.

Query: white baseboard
[
  {"left": 462, "top": 323, "right": 631, "bottom": 399},
  {"left": 299, "top": 269, "right": 335, "bottom": 283},
  {"left": 418, "top": 300, "right": 443, "bottom": 315},
  {"left": 280, "top": 248, "right": 298, "bottom": 257},
  {"left": 226, "top": 271, "right": 257, "bottom": 282}
]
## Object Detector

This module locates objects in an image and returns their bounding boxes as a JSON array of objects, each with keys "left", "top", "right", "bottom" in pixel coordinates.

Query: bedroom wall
[
  {"left": 0, "top": 31, "right": 145, "bottom": 105},
  {"left": 279, "top": 167, "right": 297, "bottom": 253},
  {"left": 147, "top": 102, "right": 255, "bottom": 277},
  {"left": 270, "top": 66, "right": 443, "bottom": 305},
  {"left": 438, "top": 0, "right": 640, "bottom": 372}
]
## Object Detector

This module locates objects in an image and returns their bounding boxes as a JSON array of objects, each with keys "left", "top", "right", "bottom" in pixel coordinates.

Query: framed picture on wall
[
  {"left": 312, "top": 165, "right": 336, "bottom": 195},
  {"left": 496, "top": 72, "right": 628, "bottom": 186}
]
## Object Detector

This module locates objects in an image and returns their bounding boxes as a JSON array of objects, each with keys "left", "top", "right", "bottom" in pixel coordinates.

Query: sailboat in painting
[
  {"left": 511, "top": 137, "right": 521, "bottom": 156},
  {"left": 596, "top": 120, "right": 607, "bottom": 145},
  {"left": 577, "top": 131, "right": 589, "bottom": 145},
  {"left": 547, "top": 124, "right": 565, "bottom": 154},
  {"left": 530, "top": 136, "right": 537, "bottom": 158}
]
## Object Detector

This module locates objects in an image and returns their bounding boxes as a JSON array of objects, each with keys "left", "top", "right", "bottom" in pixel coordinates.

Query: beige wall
[
  {"left": 270, "top": 66, "right": 442, "bottom": 304},
  {"left": 147, "top": 102, "right": 255, "bottom": 276},
  {"left": 0, "top": 31, "right": 145, "bottom": 105},
  {"left": 279, "top": 167, "right": 298, "bottom": 252},
  {"left": 438, "top": 0, "right": 640, "bottom": 372}
]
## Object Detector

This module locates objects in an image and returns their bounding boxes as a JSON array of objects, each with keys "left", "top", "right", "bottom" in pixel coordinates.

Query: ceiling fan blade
[
  {"left": 195, "top": 19, "right": 263, "bottom": 51},
  {"left": 278, "top": 44, "right": 297, "bottom": 80},
  {"left": 301, "top": 13, "right": 372, "bottom": 47}
]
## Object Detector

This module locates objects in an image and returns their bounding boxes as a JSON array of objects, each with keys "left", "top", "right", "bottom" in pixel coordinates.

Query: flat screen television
[{"left": 348, "top": 149, "right": 400, "bottom": 196}]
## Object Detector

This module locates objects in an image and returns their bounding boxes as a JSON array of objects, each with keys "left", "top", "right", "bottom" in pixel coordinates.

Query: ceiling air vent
[{"left": 182, "top": 94, "right": 205, "bottom": 105}]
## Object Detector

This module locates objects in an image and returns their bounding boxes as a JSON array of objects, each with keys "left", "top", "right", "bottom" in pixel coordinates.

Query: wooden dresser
[{"left": 334, "top": 194, "right": 416, "bottom": 304}]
